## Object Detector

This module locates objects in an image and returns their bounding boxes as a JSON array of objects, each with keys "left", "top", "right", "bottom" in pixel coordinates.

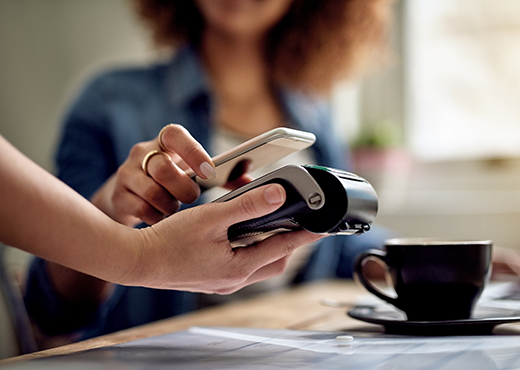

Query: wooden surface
[{"left": 0, "top": 280, "right": 368, "bottom": 365}]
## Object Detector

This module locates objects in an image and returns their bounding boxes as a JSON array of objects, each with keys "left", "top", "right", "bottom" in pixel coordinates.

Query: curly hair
[{"left": 130, "top": 0, "right": 392, "bottom": 93}]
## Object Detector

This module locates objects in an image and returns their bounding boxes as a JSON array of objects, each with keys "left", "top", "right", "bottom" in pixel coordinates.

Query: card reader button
[{"left": 308, "top": 193, "right": 323, "bottom": 207}]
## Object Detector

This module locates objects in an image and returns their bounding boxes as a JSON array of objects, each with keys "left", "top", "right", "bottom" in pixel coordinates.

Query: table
[
  {"left": 3, "top": 279, "right": 520, "bottom": 369},
  {"left": 0, "top": 280, "right": 363, "bottom": 365}
]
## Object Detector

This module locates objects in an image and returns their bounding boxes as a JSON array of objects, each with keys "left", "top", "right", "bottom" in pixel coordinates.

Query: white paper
[{"left": 4, "top": 326, "right": 520, "bottom": 370}]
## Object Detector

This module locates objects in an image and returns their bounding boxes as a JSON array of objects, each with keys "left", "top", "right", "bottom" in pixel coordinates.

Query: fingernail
[
  {"left": 199, "top": 161, "right": 217, "bottom": 180},
  {"left": 264, "top": 185, "right": 284, "bottom": 205}
]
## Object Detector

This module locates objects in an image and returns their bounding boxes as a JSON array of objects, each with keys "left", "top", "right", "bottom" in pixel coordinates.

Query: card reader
[{"left": 214, "top": 164, "right": 378, "bottom": 247}]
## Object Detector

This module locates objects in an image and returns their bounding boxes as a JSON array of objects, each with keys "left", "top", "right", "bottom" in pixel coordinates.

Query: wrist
[{"left": 112, "top": 226, "right": 151, "bottom": 286}]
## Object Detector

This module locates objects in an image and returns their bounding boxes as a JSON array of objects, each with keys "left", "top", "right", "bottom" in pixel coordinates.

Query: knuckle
[
  {"left": 239, "top": 194, "right": 259, "bottom": 218},
  {"left": 149, "top": 161, "right": 200, "bottom": 205},
  {"left": 165, "top": 125, "right": 201, "bottom": 156},
  {"left": 232, "top": 265, "right": 250, "bottom": 281},
  {"left": 150, "top": 159, "right": 172, "bottom": 182},
  {"left": 272, "top": 257, "right": 290, "bottom": 276},
  {"left": 116, "top": 164, "right": 132, "bottom": 181},
  {"left": 130, "top": 142, "right": 148, "bottom": 158},
  {"left": 163, "top": 124, "right": 186, "bottom": 142},
  {"left": 220, "top": 266, "right": 248, "bottom": 287},
  {"left": 277, "top": 233, "right": 299, "bottom": 255}
]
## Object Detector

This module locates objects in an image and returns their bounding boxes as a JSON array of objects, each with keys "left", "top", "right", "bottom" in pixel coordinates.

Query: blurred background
[{"left": 2, "top": 0, "right": 520, "bottom": 260}]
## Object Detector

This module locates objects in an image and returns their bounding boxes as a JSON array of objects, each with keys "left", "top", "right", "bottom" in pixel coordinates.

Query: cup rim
[{"left": 385, "top": 238, "right": 493, "bottom": 246}]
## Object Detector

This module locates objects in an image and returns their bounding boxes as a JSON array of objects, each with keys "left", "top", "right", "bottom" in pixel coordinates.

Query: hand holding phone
[{"left": 186, "top": 127, "right": 316, "bottom": 189}]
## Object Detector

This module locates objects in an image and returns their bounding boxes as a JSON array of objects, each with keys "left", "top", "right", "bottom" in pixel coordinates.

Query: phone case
[{"left": 214, "top": 164, "right": 378, "bottom": 247}]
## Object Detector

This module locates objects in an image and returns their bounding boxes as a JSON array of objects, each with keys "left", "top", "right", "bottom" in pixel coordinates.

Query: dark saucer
[{"left": 348, "top": 304, "right": 520, "bottom": 335}]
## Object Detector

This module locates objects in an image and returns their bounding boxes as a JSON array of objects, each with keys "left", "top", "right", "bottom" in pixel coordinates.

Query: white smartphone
[{"left": 186, "top": 127, "right": 316, "bottom": 189}]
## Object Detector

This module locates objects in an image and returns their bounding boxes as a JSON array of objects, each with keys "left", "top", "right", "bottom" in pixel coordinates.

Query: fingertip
[
  {"left": 264, "top": 184, "right": 285, "bottom": 205},
  {"left": 199, "top": 161, "right": 217, "bottom": 180}
]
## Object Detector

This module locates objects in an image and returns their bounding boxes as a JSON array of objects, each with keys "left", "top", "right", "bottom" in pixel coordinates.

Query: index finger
[{"left": 159, "top": 124, "right": 216, "bottom": 180}]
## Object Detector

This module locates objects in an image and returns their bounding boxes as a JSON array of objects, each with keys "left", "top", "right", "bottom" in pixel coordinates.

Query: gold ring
[
  {"left": 141, "top": 150, "right": 172, "bottom": 176},
  {"left": 158, "top": 124, "right": 174, "bottom": 152}
]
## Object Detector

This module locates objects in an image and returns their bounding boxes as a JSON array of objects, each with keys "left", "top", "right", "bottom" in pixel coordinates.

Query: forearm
[{"left": 0, "top": 135, "right": 141, "bottom": 283}]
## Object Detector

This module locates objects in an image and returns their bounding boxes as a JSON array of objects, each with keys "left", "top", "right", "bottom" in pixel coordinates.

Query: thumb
[{"left": 218, "top": 184, "right": 286, "bottom": 227}]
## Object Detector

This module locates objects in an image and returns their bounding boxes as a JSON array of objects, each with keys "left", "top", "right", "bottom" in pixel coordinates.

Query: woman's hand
[
  {"left": 491, "top": 246, "right": 520, "bottom": 280},
  {"left": 91, "top": 124, "right": 217, "bottom": 226},
  {"left": 128, "top": 184, "right": 325, "bottom": 294}
]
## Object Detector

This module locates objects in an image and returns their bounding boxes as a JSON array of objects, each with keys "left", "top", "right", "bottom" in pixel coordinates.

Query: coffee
[{"left": 354, "top": 238, "right": 493, "bottom": 321}]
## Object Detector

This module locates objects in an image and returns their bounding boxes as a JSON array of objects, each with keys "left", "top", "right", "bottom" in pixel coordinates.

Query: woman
[{"left": 24, "top": 0, "right": 393, "bottom": 347}]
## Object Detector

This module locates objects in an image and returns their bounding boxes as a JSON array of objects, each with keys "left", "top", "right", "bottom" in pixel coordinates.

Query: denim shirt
[{"left": 24, "top": 45, "right": 389, "bottom": 340}]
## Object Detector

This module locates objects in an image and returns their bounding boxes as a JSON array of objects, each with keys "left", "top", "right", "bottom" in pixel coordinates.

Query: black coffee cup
[{"left": 354, "top": 238, "right": 493, "bottom": 321}]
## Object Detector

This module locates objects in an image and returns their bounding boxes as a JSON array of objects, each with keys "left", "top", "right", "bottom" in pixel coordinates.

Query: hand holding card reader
[{"left": 214, "top": 164, "right": 378, "bottom": 247}]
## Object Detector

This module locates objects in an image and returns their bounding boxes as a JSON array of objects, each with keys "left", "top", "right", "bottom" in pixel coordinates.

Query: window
[{"left": 406, "top": 0, "right": 520, "bottom": 161}]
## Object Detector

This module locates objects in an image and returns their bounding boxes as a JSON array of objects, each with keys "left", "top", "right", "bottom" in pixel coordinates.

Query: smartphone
[{"left": 186, "top": 127, "right": 316, "bottom": 189}]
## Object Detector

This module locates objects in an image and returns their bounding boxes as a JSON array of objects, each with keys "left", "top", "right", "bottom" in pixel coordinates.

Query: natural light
[{"left": 406, "top": 0, "right": 520, "bottom": 161}]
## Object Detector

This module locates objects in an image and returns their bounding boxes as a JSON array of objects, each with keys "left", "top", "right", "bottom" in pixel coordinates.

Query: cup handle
[{"left": 354, "top": 249, "right": 398, "bottom": 307}]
